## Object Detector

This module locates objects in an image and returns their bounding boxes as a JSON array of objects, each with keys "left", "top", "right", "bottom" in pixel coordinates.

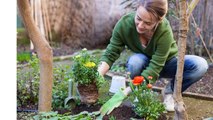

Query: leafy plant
[
  {"left": 34, "top": 111, "right": 100, "bottom": 120},
  {"left": 33, "top": 111, "right": 71, "bottom": 120},
  {"left": 17, "top": 52, "right": 31, "bottom": 63},
  {"left": 17, "top": 28, "right": 30, "bottom": 45},
  {"left": 52, "top": 65, "right": 72, "bottom": 109},
  {"left": 17, "top": 54, "right": 40, "bottom": 107},
  {"left": 71, "top": 48, "right": 104, "bottom": 87},
  {"left": 17, "top": 55, "right": 73, "bottom": 109},
  {"left": 129, "top": 76, "right": 166, "bottom": 120}
]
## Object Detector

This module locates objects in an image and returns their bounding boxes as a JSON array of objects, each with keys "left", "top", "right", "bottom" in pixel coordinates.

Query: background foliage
[{"left": 17, "top": 55, "right": 72, "bottom": 110}]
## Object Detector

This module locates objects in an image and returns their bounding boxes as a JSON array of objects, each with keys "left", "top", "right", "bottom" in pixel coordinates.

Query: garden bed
[
  {"left": 17, "top": 97, "right": 213, "bottom": 120},
  {"left": 70, "top": 96, "right": 213, "bottom": 120},
  {"left": 17, "top": 50, "right": 213, "bottom": 119}
]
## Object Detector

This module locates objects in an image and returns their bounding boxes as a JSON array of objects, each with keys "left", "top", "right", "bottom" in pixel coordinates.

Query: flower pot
[
  {"left": 109, "top": 76, "right": 126, "bottom": 93},
  {"left": 77, "top": 82, "right": 99, "bottom": 104}
]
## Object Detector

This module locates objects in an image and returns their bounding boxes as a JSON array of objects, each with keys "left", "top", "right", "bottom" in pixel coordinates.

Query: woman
[{"left": 98, "top": 0, "right": 208, "bottom": 114}]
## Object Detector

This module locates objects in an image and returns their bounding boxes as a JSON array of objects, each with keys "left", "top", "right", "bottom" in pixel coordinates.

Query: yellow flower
[
  {"left": 84, "top": 62, "right": 96, "bottom": 68},
  {"left": 75, "top": 55, "right": 81, "bottom": 58}
]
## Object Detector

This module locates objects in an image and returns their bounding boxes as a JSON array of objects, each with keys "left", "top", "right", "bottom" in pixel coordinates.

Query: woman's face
[{"left": 135, "top": 6, "right": 158, "bottom": 34}]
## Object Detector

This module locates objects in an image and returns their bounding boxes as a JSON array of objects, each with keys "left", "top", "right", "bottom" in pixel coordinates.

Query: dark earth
[{"left": 65, "top": 103, "right": 168, "bottom": 120}]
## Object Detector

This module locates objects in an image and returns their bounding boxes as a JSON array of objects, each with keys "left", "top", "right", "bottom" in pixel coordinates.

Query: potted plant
[{"left": 71, "top": 48, "right": 104, "bottom": 104}]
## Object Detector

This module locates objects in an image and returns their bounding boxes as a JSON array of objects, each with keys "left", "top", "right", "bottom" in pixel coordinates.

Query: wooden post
[
  {"left": 173, "top": 0, "right": 201, "bottom": 119},
  {"left": 173, "top": 0, "right": 189, "bottom": 119},
  {"left": 17, "top": 0, "right": 53, "bottom": 112}
]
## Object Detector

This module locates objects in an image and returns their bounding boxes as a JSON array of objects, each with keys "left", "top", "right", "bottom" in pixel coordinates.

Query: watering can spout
[{"left": 64, "top": 79, "right": 77, "bottom": 107}]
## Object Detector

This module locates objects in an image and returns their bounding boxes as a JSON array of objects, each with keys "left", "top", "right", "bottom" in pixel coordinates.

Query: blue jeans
[{"left": 126, "top": 54, "right": 209, "bottom": 94}]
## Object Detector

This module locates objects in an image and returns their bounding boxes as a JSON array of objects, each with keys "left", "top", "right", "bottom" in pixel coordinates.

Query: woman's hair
[{"left": 138, "top": 0, "right": 168, "bottom": 21}]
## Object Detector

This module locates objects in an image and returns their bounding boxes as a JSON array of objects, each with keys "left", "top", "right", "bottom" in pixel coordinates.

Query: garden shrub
[
  {"left": 17, "top": 55, "right": 39, "bottom": 107},
  {"left": 17, "top": 55, "right": 73, "bottom": 110},
  {"left": 34, "top": 111, "right": 101, "bottom": 120},
  {"left": 52, "top": 65, "right": 72, "bottom": 109}
]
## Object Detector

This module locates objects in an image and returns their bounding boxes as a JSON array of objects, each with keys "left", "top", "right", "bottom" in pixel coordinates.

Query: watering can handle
[{"left": 68, "top": 79, "right": 73, "bottom": 97}]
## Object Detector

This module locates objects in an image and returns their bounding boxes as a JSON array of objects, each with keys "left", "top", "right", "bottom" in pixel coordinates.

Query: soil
[
  {"left": 72, "top": 104, "right": 139, "bottom": 120},
  {"left": 17, "top": 97, "right": 213, "bottom": 120},
  {"left": 103, "top": 106, "right": 137, "bottom": 120},
  {"left": 68, "top": 103, "right": 167, "bottom": 120},
  {"left": 56, "top": 96, "right": 213, "bottom": 120},
  {"left": 186, "top": 64, "right": 213, "bottom": 95}
]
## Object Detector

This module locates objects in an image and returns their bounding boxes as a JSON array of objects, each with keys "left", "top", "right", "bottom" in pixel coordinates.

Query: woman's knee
[
  {"left": 185, "top": 55, "right": 208, "bottom": 78},
  {"left": 128, "top": 54, "right": 148, "bottom": 65},
  {"left": 127, "top": 54, "right": 149, "bottom": 78}
]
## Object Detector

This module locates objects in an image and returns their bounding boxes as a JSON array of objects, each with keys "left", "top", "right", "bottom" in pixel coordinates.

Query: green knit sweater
[{"left": 100, "top": 12, "right": 178, "bottom": 82}]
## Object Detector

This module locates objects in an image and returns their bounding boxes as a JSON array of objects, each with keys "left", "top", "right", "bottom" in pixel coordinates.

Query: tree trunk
[
  {"left": 17, "top": 0, "right": 53, "bottom": 112},
  {"left": 173, "top": 0, "right": 188, "bottom": 120}
]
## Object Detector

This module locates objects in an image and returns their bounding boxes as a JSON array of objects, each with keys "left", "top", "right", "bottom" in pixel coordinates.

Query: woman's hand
[{"left": 98, "top": 61, "right": 110, "bottom": 76}]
